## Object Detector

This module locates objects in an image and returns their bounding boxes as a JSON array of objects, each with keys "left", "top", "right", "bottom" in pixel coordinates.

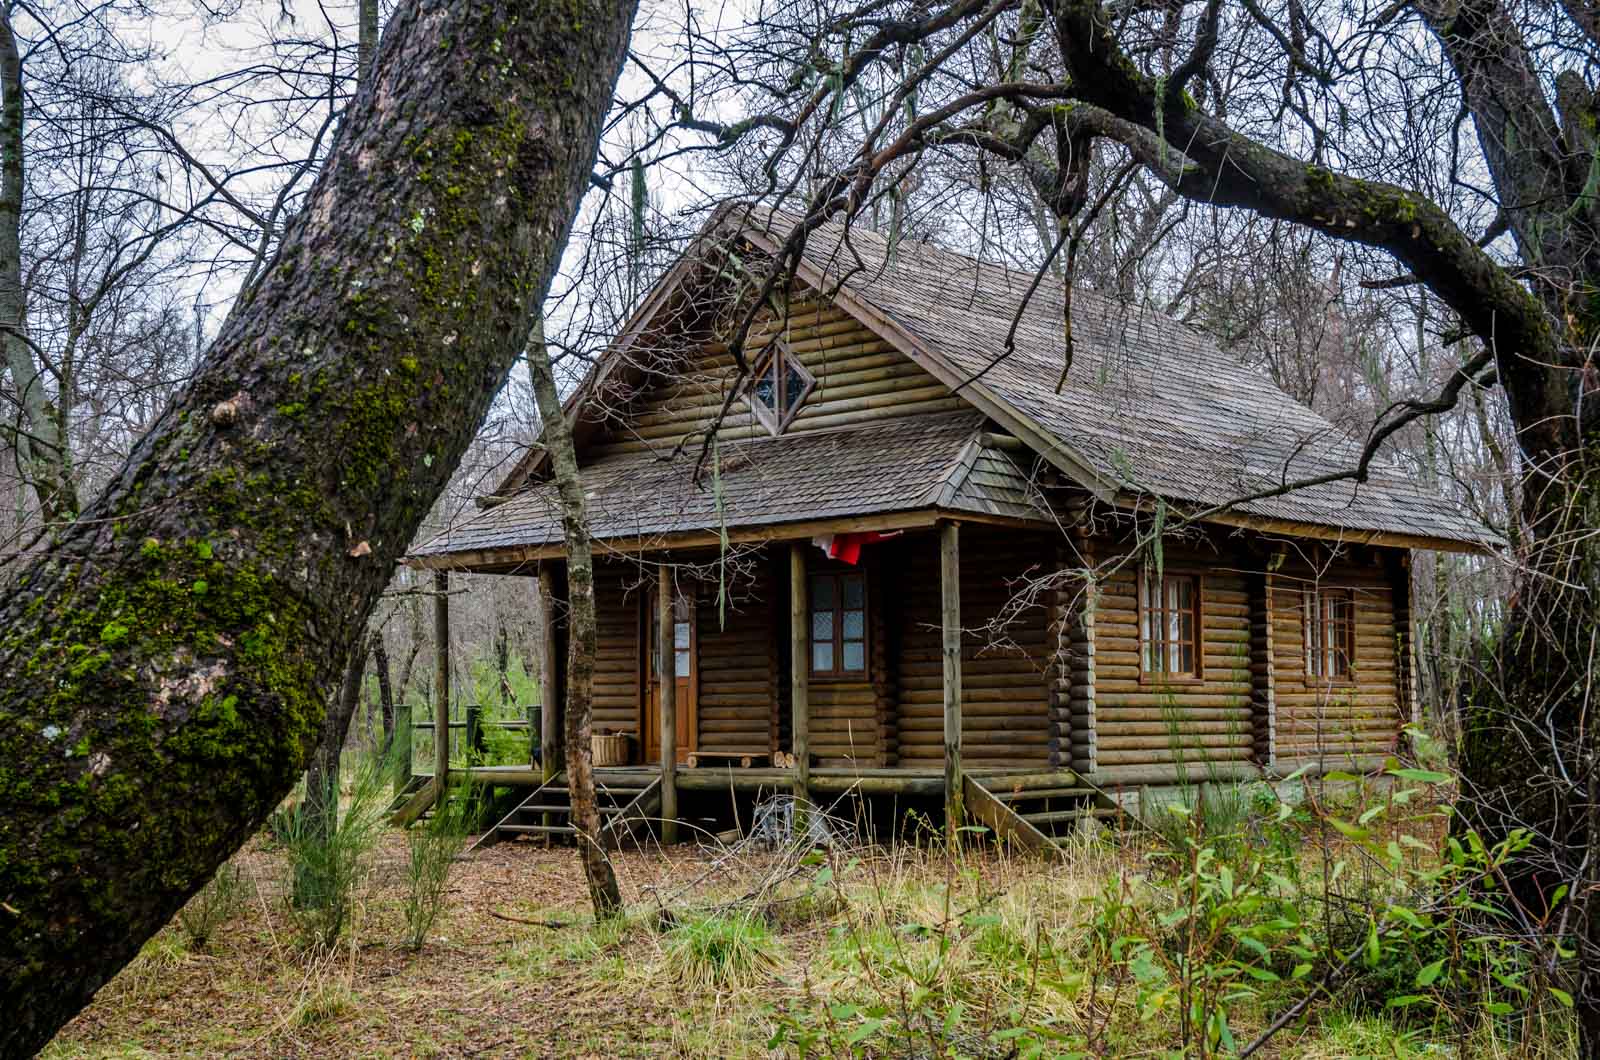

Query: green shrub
[
  {"left": 282, "top": 755, "right": 388, "bottom": 951},
  {"left": 401, "top": 783, "right": 478, "bottom": 950},
  {"left": 662, "top": 912, "right": 780, "bottom": 989},
  {"left": 175, "top": 860, "right": 248, "bottom": 952}
]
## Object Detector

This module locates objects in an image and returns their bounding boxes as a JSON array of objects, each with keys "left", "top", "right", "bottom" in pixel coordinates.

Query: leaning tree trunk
[
  {"left": 0, "top": 0, "right": 635, "bottom": 1053},
  {"left": 525, "top": 314, "right": 624, "bottom": 919}
]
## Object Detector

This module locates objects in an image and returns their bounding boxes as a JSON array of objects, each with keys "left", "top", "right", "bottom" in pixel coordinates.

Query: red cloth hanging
[{"left": 810, "top": 530, "right": 902, "bottom": 565}]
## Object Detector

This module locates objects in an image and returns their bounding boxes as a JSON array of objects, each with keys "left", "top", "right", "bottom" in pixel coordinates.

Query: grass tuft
[
  {"left": 176, "top": 859, "right": 249, "bottom": 952},
  {"left": 661, "top": 911, "right": 781, "bottom": 990}
]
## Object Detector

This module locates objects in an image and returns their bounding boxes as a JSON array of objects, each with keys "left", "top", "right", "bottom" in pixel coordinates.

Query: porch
[
  {"left": 405, "top": 512, "right": 1075, "bottom": 843},
  {"left": 433, "top": 763, "right": 1089, "bottom": 796}
]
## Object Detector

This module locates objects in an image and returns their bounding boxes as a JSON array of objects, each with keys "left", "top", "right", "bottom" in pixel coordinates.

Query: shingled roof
[
  {"left": 745, "top": 209, "right": 1493, "bottom": 550},
  {"left": 412, "top": 204, "right": 1494, "bottom": 564},
  {"left": 412, "top": 413, "right": 1055, "bottom": 564}
]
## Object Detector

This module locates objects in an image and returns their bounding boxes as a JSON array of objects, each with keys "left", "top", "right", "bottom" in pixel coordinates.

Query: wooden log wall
[
  {"left": 587, "top": 293, "right": 961, "bottom": 458},
  {"left": 692, "top": 561, "right": 779, "bottom": 757},
  {"left": 800, "top": 555, "right": 882, "bottom": 767},
  {"left": 1093, "top": 549, "right": 1256, "bottom": 773},
  {"left": 592, "top": 559, "right": 644, "bottom": 738},
  {"left": 1248, "top": 571, "right": 1277, "bottom": 770},
  {"left": 1052, "top": 535, "right": 1096, "bottom": 773},
  {"left": 870, "top": 561, "right": 897, "bottom": 767},
  {"left": 895, "top": 527, "right": 1054, "bottom": 769},
  {"left": 1387, "top": 553, "right": 1419, "bottom": 732},
  {"left": 1270, "top": 551, "right": 1404, "bottom": 766}
]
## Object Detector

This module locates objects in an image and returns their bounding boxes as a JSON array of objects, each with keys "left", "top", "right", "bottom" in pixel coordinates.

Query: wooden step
[
  {"left": 516, "top": 804, "right": 622, "bottom": 815},
  {"left": 1023, "top": 809, "right": 1093, "bottom": 827},
  {"left": 994, "top": 787, "right": 1094, "bottom": 802},
  {"left": 1031, "top": 807, "right": 1125, "bottom": 829},
  {"left": 543, "top": 784, "right": 647, "bottom": 797},
  {"left": 498, "top": 824, "right": 578, "bottom": 836}
]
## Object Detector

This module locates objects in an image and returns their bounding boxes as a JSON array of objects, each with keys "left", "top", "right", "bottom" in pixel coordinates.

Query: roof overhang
[
  {"left": 405, "top": 506, "right": 1052, "bottom": 573},
  {"left": 1109, "top": 491, "right": 1499, "bottom": 554},
  {"left": 1199, "top": 509, "right": 1498, "bottom": 555}
]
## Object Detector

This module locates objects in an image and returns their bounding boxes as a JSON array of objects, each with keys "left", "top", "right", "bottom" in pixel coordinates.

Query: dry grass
[{"left": 39, "top": 818, "right": 1571, "bottom": 1059}]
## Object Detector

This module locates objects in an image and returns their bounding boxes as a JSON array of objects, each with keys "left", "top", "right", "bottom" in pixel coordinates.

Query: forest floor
[{"left": 40, "top": 804, "right": 1574, "bottom": 1059}]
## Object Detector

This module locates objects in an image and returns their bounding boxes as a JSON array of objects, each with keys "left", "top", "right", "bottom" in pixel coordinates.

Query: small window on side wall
[
  {"left": 1139, "top": 568, "right": 1201, "bottom": 679},
  {"left": 810, "top": 571, "right": 866, "bottom": 677},
  {"left": 1304, "top": 587, "right": 1355, "bottom": 680},
  {"left": 747, "top": 340, "right": 814, "bottom": 435}
]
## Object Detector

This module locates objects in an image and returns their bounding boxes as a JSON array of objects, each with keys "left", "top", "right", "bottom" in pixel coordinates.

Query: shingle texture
[
  {"left": 413, "top": 413, "right": 1050, "bottom": 556},
  {"left": 780, "top": 212, "right": 1494, "bottom": 548}
]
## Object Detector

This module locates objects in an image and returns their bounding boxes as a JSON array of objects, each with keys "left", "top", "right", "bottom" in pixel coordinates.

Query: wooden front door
[{"left": 643, "top": 588, "right": 697, "bottom": 764}]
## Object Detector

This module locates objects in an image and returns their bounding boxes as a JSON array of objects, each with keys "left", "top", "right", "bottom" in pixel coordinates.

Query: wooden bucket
[{"left": 591, "top": 732, "right": 630, "bottom": 767}]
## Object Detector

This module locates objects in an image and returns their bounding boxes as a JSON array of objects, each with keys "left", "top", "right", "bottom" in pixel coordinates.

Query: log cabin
[{"left": 405, "top": 204, "right": 1495, "bottom": 849}]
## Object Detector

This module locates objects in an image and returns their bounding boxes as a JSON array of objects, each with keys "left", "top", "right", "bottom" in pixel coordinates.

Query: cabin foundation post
[
  {"left": 940, "top": 521, "right": 963, "bottom": 840},
  {"left": 536, "top": 566, "right": 562, "bottom": 780},
  {"left": 433, "top": 570, "right": 451, "bottom": 787},
  {"left": 658, "top": 562, "right": 679, "bottom": 844},
  {"left": 789, "top": 542, "right": 810, "bottom": 819}
]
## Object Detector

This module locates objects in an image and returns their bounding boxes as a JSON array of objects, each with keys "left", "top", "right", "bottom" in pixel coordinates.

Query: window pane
[
  {"left": 783, "top": 361, "right": 808, "bottom": 414},
  {"left": 812, "top": 610, "right": 833, "bottom": 642},
  {"left": 674, "top": 621, "right": 690, "bottom": 651},
  {"left": 842, "top": 610, "right": 864, "bottom": 639},
  {"left": 1179, "top": 641, "right": 1194, "bottom": 675},
  {"left": 753, "top": 356, "right": 778, "bottom": 410},
  {"left": 811, "top": 576, "right": 835, "bottom": 609},
  {"left": 842, "top": 575, "right": 865, "bottom": 609},
  {"left": 842, "top": 642, "right": 866, "bottom": 671},
  {"left": 812, "top": 643, "right": 834, "bottom": 671},
  {"left": 675, "top": 650, "right": 690, "bottom": 678}
]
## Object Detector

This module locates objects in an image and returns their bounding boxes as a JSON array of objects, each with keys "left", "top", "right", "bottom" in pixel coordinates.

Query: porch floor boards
[{"left": 417, "top": 763, "right": 1086, "bottom": 795}]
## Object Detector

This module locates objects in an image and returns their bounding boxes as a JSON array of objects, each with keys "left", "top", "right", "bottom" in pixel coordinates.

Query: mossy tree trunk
[
  {"left": 0, "top": 0, "right": 636, "bottom": 1053},
  {"left": 524, "top": 313, "right": 623, "bottom": 919}
]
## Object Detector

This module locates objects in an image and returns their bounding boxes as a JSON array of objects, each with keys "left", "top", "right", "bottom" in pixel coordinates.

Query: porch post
[
  {"left": 536, "top": 565, "right": 562, "bottom": 780},
  {"left": 433, "top": 570, "right": 451, "bottom": 786},
  {"left": 657, "top": 561, "right": 679, "bottom": 844},
  {"left": 940, "top": 521, "right": 963, "bottom": 838},
  {"left": 789, "top": 542, "right": 810, "bottom": 808}
]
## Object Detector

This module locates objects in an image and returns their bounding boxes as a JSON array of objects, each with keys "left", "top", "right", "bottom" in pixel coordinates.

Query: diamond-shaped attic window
[{"left": 747, "top": 341, "right": 814, "bottom": 435}]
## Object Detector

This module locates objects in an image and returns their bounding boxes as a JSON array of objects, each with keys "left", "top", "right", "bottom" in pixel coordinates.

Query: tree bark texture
[
  {"left": 0, "top": 1, "right": 635, "bottom": 1053},
  {"left": 525, "top": 314, "right": 623, "bottom": 918}
]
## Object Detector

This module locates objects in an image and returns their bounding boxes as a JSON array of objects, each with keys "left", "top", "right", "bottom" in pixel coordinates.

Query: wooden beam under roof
[{"left": 405, "top": 507, "right": 1054, "bottom": 573}]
